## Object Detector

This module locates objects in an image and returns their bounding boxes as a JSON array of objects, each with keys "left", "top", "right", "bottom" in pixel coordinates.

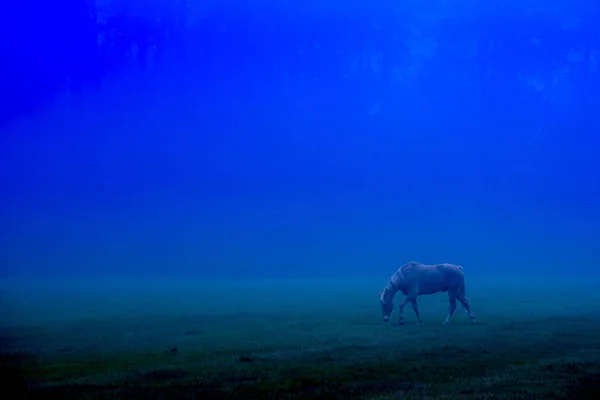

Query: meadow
[{"left": 1, "top": 276, "right": 600, "bottom": 399}]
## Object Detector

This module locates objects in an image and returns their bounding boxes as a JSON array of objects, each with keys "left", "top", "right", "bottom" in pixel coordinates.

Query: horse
[{"left": 379, "top": 261, "right": 476, "bottom": 325}]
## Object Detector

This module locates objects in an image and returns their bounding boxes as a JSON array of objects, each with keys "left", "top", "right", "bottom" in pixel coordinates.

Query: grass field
[{"left": 2, "top": 276, "right": 600, "bottom": 399}]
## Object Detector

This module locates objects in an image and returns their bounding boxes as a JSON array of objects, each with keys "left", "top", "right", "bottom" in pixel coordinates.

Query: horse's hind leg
[
  {"left": 443, "top": 291, "right": 457, "bottom": 325},
  {"left": 456, "top": 284, "right": 476, "bottom": 323}
]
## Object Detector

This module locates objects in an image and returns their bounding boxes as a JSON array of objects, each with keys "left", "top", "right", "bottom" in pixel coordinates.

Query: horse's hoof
[
  {"left": 399, "top": 320, "right": 405, "bottom": 326},
  {"left": 442, "top": 320, "right": 450, "bottom": 325}
]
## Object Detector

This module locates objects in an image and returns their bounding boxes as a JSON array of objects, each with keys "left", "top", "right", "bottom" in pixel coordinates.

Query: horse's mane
[
  {"left": 390, "top": 261, "right": 416, "bottom": 287},
  {"left": 397, "top": 265, "right": 406, "bottom": 281}
]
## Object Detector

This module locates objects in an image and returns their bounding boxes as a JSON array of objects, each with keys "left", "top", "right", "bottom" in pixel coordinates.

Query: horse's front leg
[
  {"left": 411, "top": 298, "right": 422, "bottom": 324},
  {"left": 398, "top": 292, "right": 417, "bottom": 325}
]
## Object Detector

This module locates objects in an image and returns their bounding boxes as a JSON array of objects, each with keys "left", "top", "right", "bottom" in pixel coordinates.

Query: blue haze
[{"left": 1, "top": 0, "right": 599, "bottom": 281}]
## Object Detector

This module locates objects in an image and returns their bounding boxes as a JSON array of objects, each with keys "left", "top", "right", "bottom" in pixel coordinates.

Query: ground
[{"left": 1, "top": 276, "right": 600, "bottom": 399}]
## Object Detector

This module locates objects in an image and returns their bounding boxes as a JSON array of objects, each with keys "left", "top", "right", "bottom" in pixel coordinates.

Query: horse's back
[{"left": 404, "top": 262, "right": 465, "bottom": 294}]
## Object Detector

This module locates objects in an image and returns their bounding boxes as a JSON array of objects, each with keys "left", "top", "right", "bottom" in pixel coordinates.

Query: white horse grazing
[{"left": 379, "top": 261, "right": 476, "bottom": 325}]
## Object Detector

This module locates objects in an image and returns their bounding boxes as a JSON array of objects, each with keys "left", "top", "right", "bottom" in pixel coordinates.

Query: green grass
[{"left": 2, "top": 277, "right": 600, "bottom": 399}]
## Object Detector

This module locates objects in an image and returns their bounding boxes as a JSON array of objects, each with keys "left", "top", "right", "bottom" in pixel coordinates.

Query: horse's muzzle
[{"left": 383, "top": 315, "right": 390, "bottom": 322}]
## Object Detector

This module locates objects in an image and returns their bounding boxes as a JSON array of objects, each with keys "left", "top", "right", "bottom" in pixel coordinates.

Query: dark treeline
[
  {"left": 1, "top": 0, "right": 187, "bottom": 128},
  {"left": 2, "top": 0, "right": 599, "bottom": 128}
]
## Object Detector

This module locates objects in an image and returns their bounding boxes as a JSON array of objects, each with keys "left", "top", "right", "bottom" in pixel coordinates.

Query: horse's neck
[
  {"left": 384, "top": 283, "right": 400, "bottom": 302},
  {"left": 389, "top": 270, "right": 405, "bottom": 291}
]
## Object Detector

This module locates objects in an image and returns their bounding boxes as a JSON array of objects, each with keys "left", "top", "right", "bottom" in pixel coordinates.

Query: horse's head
[{"left": 379, "top": 289, "right": 393, "bottom": 322}]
